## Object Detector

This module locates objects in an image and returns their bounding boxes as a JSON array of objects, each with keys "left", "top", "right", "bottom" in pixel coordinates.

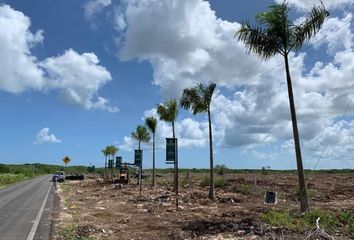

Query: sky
[{"left": 0, "top": 0, "right": 354, "bottom": 170}]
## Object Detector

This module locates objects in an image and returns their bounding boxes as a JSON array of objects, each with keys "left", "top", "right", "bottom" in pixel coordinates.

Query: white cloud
[
  {"left": 35, "top": 128, "right": 61, "bottom": 144},
  {"left": 0, "top": 5, "right": 45, "bottom": 93},
  {"left": 274, "top": 0, "right": 354, "bottom": 11},
  {"left": 83, "top": 0, "right": 111, "bottom": 20},
  {"left": 309, "top": 13, "right": 353, "bottom": 54},
  {"left": 0, "top": 5, "right": 118, "bottom": 112},
  {"left": 116, "top": 0, "right": 274, "bottom": 97},
  {"left": 40, "top": 49, "right": 118, "bottom": 112},
  {"left": 114, "top": 0, "right": 354, "bottom": 167}
]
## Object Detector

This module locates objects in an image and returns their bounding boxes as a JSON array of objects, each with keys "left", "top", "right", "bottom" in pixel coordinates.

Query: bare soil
[{"left": 52, "top": 172, "right": 354, "bottom": 240}]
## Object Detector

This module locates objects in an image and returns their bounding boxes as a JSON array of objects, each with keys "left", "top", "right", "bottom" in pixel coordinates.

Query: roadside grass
[
  {"left": 60, "top": 225, "right": 95, "bottom": 240},
  {"left": 0, "top": 173, "right": 29, "bottom": 189},
  {"left": 60, "top": 183, "right": 73, "bottom": 192},
  {"left": 262, "top": 208, "right": 354, "bottom": 235}
]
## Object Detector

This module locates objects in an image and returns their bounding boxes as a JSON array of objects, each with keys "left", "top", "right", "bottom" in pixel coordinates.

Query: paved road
[{"left": 0, "top": 175, "right": 56, "bottom": 240}]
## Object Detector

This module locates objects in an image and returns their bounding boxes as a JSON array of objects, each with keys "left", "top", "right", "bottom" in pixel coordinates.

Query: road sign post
[{"left": 165, "top": 138, "right": 178, "bottom": 211}]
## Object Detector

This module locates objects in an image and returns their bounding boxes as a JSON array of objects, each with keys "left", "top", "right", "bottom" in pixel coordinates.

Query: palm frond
[
  {"left": 236, "top": 22, "right": 281, "bottom": 59},
  {"left": 293, "top": 3, "right": 329, "bottom": 50},
  {"left": 180, "top": 82, "right": 216, "bottom": 115},
  {"left": 157, "top": 99, "right": 178, "bottom": 122},
  {"left": 132, "top": 125, "right": 150, "bottom": 143},
  {"left": 145, "top": 116, "right": 157, "bottom": 133}
]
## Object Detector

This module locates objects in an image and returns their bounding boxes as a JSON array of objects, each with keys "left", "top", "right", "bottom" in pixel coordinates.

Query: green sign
[
  {"left": 116, "top": 156, "right": 122, "bottom": 169},
  {"left": 134, "top": 150, "right": 142, "bottom": 166},
  {"left": 166, "top": 138, "right": 176, "bottom": 163},
  {"left": 108, "top": 159, "right": 114, "bottom": 168}
]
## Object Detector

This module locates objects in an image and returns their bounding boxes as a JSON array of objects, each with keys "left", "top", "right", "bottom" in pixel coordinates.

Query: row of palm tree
[
  {"left": 101, "top": 145, "right": 118, "bottom": 178},
  {"left": 103, "top": 1, "right": 329, "bottom": 212},
  {"left": 129, "top": 82, "right": 217, "bottom": 199}
]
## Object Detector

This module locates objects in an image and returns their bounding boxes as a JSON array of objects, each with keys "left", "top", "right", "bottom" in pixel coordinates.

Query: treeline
[{"left": 0, "top": 163, "right": 91, "bottom": 177}]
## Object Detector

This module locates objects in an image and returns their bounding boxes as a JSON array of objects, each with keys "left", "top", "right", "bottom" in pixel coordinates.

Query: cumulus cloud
[
  {"left": 114, "top": 0, "right": 354, "bottom": 167},
  {"left": 40, "top": 49, "right": 117, "bottom": 112},
  {"left": 83, "top": 0, "right": 111, "bottom": 21},
  {"left": 0, "top": 5, "right": 117, "bottom": 112},
  {"left": 0, "top": 5, "right": 45, "bottom": 93},
  {"left": 116, "top": 0, "right": 274, "bottom": 97},
  {"left": 35, "top": 128, "right": 61, "bottom": 144},
  {"left": 119, "top": 108, "right": 210, "bottom": 151},
  {"left": 274, "top": 0, "right": 354, "bottom": 11}
]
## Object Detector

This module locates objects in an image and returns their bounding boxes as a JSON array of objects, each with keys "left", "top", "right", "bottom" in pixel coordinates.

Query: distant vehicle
[
  {"left": 52, "top": 171, "right": 65, "bottom": 182},
  {"left": 65, "top": 172, "right": 85, "bottom": 181}
]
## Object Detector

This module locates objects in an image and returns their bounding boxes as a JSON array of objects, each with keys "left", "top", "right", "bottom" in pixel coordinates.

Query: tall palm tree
[
  {"left": 157, "top": 99, "right": 179, "bottom": 139},
  {"left": 180, "top": 82, "right": 217, "bottom": 200},
  {"left": 107, "top": 145, "right": 118, "bottom": 178},
  {"left": 131, "top": 125, "right": 150, "bottom": 189},
  {"left": 157, "top": 99, "right": 179, "bottom": 192},
  {"left": 131, "top": 125, "right": 151, "bottom": 150},
  {"left": 101, "top": 147, "right": 109, "bottom": 178},
  {"left": 145, "top": 116, "right": 158, "bottom": 187},
  {"left": 235, "top": 2, "right": 329, "bottom": 212},
  {"left": 108, "top": 145, "right": 118, "bottom": 160}
]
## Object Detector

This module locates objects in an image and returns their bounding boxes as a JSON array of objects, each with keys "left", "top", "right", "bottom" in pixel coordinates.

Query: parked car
[
  {"left": 65, "top": 172, "right": 85, "bottom": 181},
  {"left": 52, "top": 171, "right": 65, "bottom": 182}
]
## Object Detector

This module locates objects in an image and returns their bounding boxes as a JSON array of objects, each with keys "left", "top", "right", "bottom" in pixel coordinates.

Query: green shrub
[
  {"left": 234, "top": 184, "right": 254, "bottom": 195},
  {"left": 215, "top": 178, "right": 226, "bottom": 188},
  {"left": 0, "top": 173, "right": 28, "bottom": 188},
  {"left": 200, "top": 176, "right": 226, "bottom": 188},
  {"left": 263, "top": 209, "right": 341, "bottom": 232},
  {"left": 303, "top": 209, "right": 339, "bottom": 231},
  {"left": 200, "top": 176, "right": 210, "bottom": 187},
  {"left": 215, "top": 164, "right": 228, "bottom": 175},
  {"left": 262, "top": 210, "right": 296, "bottom": 229}
]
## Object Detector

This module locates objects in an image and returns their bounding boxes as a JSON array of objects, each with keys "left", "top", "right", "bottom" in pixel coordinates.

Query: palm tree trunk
[
  {"left": 284, "top": 54, "right": 309, "bottom": 212},
  {"left": 208, "top": 109, "right": 215, "bottom": 200},
  {"left": 152, "top": 133, "right": 156, "bottom": 187},
  {"left": 172, "top": 120, "right": 179, "bottom": 211},
  {"left": 104, "top": 155, "right": 107, "bottom": 179}
]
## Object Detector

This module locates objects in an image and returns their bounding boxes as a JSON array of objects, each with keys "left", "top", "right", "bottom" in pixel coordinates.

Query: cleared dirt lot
[{"left": 53, "top": 171, "right": 354, "bottom": 240}]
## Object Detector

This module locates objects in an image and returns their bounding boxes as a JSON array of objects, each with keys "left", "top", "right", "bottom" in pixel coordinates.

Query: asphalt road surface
[{"left": 0, "top": 175, "right": 57, "bottom": 240}]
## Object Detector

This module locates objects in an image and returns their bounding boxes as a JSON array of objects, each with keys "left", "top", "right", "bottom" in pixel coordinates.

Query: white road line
[{"left": 26, "top": 183, "right": 52, "bottom": 240}]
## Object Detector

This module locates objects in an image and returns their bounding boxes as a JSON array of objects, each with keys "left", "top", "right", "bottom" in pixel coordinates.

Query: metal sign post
[{"left": 166, "top": 138, "right": 178, "bottom": 211}]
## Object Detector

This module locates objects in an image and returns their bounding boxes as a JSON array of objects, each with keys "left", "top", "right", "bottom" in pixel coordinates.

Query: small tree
[
  {"left": 102, "top": 147, "right": 109, "bottom": 178},
  {"left": 180, "top": 82, "right": 217, "bottom": 200},
  {"left": 157, "top": 99, "right": 179, "bottom": 192},
  {"left": 145, "top": 116, "right": 158, "bottom": 187},
  {"left": 131, "top": 125, "right": 150, "bottom": 189},
  {"left": 131, "top": 125, "right": 150, "bottom": 150}
]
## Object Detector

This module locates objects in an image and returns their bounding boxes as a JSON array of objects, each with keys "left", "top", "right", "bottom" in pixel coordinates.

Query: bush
[
  {"left": 0, "top": 173, "right": 28, "bottom": 187},
  {"left": 234, "top": 184, "right": 255, "bottom": 195},
  {"left": 200, "top": 176, "right": 226, "bottom": 188},
  {"left": 215, "top": 164, "right": 228, "bottom": 175},
  {"left": 262, "top": 209, "right": 344, "bottom": 232}
]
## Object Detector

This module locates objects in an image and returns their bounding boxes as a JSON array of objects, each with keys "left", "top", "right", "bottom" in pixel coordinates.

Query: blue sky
[{"left": 0, "top": 0, "right": 354, "bottom": 170}]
